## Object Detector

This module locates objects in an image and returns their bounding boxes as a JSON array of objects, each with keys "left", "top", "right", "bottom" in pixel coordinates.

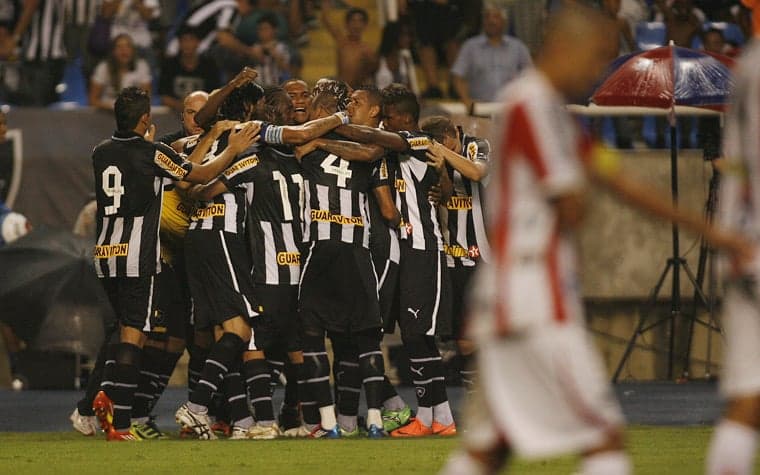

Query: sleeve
[
  {"left": 152, "top": 142, "right": 193, "bottom": 180},
  {"left": 450, "top": 40, "right": 473, "bottom": 78},
  {"left": 465, "top": 138, "right": 491, "bottom": 164},
  {"left": 400, "top": 131, "right": 431, "bottom": 151},
  {"left": 91, "top": 62, "right": 109, "bottom": 86},
  {"left": 218, "top": 153, "right": 260, "bottom": 189},
  {"left": 259, "top": 121, "right": 285, "bottom": 144},
  {"left": 370, "top": 157, "right": 392, "bottom": 189}
]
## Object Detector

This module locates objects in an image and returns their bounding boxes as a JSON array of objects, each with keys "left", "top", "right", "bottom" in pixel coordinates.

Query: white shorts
[
  {"left": 463, "top": 324, "right": 624, "bottom": 459},
  {"left": 720, "top": 282, "right": 760, "bottom": 397}
]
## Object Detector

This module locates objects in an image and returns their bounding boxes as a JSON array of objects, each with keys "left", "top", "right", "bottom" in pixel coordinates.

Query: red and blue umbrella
[{"left": 591, "top": 44, "right": 734, "bottom": 110}]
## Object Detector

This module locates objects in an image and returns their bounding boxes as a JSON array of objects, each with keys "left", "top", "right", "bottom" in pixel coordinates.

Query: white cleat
[
  {"left": 70, "top": 408, "right": 98, "bottom": 436},
  {"left": 247, "top": 422, "right": 281, "bottom": 440},
  {"left": 175, "top": 403, "right": 218, "bottom": 440},
  {"left": 229, "top": 425, "right": 249, "bottom": 440}
]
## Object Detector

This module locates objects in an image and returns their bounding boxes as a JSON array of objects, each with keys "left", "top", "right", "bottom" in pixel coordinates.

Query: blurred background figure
[
  {"left": 159, "top": 26, "right": 220, "bottom": 112},
  {"left": 100, "top": 0, "right": 160, "bottom": 69},
  {"left": 321, "top": 1, "right": 376, "bottom": 88},
  {"left": 374, "top": 20, "right": 418, "bottom": 94},
  {"left": 88, "top": 33, "right": 151, "bottom": 111}
]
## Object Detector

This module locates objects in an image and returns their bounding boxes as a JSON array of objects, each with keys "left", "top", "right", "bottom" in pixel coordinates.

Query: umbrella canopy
[
  {"left": 0, "top": 228, "right": 114, "bottom": 358},
  {"left": 591, "top": 44, "right": 734, "bottom": 110}
]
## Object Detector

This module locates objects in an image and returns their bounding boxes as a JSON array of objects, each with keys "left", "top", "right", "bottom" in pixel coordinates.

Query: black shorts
[
  {"left": 147, "top": 262, "right": 190, "bottom": 342},
  {"left": 410, "top": 1, "right": 464, "bottom": 47},
  {"left": 249, "top": 284, "right": 300, "bottom": 353},
  {"left": 298, "top": 241, "right": 382, "bottom": 336},
  {"left": 373, "top": 254, "right": 400, "bottom": 334},
  {"left": 449, "top": 264, "right": 476, "bottom": 340},
  {"left": 185, "top": 230, "right": 261, "bottom": 331},
  {"left": 100, "top": 275, "right": 159, "bottom": 332},
  {"left": 398, "top": 246, "right": 452, "bottom": 337}
]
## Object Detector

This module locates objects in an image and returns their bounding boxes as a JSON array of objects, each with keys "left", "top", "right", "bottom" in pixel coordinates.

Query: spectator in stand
[
  {"left": 165, "top": 0, "right": 238, "bottom": 58},
  {"left": 64, "top": 0, "right": 103, "bottom": 81},
  {"left": 703, "top": 27, "right": 729, "bottom": 54},
  {"left": 451, "top": 3, "right": 531, "bottom": 112},
  {"left": 101, "top": 0, "right": 160, "bottom": 68},
  {"left": 88, "top": 33, "right": 151, "bottom": 111},
  {"left": 374, "top": 20, "right": 419, "bottom": 95},
  {"left": 321, "top": 1, "right": 376, "bottom": 88},
  {"left": 159, "top": 27, "right": 220, "bottom": 112},
  {"left": 603, "top": 0, "right": 635, "bottom": 54},
  {"left": 655, "top": 0, "right": 703, "bottom": 46},
  {"left": 248, "top": 13, "right": 291, "bottom": 86}
]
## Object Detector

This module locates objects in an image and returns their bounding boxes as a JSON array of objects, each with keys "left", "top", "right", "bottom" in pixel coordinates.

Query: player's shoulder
[
  {"left": 399, "top": 130, "right": 433, "bottom": 151},
  {"left": 463, "top": 136, "right": 491, "bottom": 160}
]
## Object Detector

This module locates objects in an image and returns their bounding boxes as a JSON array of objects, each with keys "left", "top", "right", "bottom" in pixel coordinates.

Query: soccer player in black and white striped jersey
[
  {"left": 420, "top": 116, "right": 491, "bottom": 395},
  {"left": 165, "top": 0, "right": 238, "bottom": 57},
  {"left": 90, "top": 87, "right": 259, "bottom": 441}
]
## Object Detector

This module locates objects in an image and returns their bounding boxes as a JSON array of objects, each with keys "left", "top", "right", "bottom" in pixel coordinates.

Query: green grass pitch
[{"left": 0, "top": 426, "right": 749, "bottom": 474}]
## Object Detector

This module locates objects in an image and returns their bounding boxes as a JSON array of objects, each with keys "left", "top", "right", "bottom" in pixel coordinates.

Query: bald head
[
  {"left": 182, "top": 90, "right": 209, "bottom": 135},
  {"left": 537, "top": 4, "right": 617, "bottom": 100}
]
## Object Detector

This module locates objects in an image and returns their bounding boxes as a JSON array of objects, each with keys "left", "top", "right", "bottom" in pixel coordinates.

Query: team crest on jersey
[
  {"left": 468, "top": 245, "right": 480, "bottom": 259},
  {"left": 0, "top": 129, "right": 22, "bottom": 207},
  {"left": 446, "top": 196, "right": 473, "bottom": 210},
  {"left": 276, "top": 252, "right": 301, "bottom": 266},
  {"left": 94, "top": 243, "right": 129, "bottom": 258},
  {"left": 154, "top": 150, "right": 187, "bottom": 178},
  {"left": 405, "top": 222, "right": 413, "bottom": 236},
  {"left": 467, "top": 141, "right": 478, "bottom": 161},
  {"left": 407, "top": 137, "right": 432, "bottom": 150},
  {"left": 395, "top": 178, "right": 406, "bottom": 193},
  {"left": 192, "top": 203, "right": 226, "bottom": 220}
]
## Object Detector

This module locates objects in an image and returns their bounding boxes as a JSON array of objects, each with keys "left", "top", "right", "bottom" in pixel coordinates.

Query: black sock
[
  {"left": 302, "top": 337, "right": 332, "bottom": 410},
  {"left": 131, "top": 346, "right": 164, "bottom": 419},
  {"left": 111, "top": 343, "right": 142, "bottom": 431},
  {"left": 149, "top": 351, "right": 182, "bottom": 413},
  {"left": 244, "top": 359, "right": 274, "bottom": 423},
  {"left": 380, "top": 376, "right": 399, "bottom": 403},
  {"left": 283, "top": 361, "right": 300, "bottom": 408},
  {"left": 99, "top": 343, "right": 118, "bottom": 396},
  {"left": 187, "top": 344, "right": 209, "bottom": 399},
  {"left": 77, "top": 341, "right": 111, "bottom": 416},
  {"left": 189, "top": 333, "right": 245, "bottom": 409},
  {"left": 336, "top": 357, "right": 360, "bottom": 416},
  {"left": 459, "top": 352, "right": 477, "bottom": 395},
  {"left": 222, "top": 360, "right": 250, "bottom": 426},
  {"left": 403, "top": 336, "right": 439, "bottom": 411},
  {"left": 298, "top": 353, "right": 320, "bottom": 425},
  {"left": 358, "top": 350, "right": 385, "bottom": 411},
  {"left": 268, "top": 358, "right": 285, "bottom": 394}
]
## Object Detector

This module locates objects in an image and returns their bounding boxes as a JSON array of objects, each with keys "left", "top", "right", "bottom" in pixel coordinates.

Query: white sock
[
  {"left": 581, "top": 451, "right": 631, "bottom": 475},
  {"left": 416, "top": 406, "right": 433, "bottom": 427},
  {"left": 186, "top": 402, "right": 207, "bottom": 414},
  {"left": 439, "top": 450, "right": 490, "bottom": 475},
  {"left": 706, "top": 420, "right": 759, "bottom": 475},
  {"left": 234, "top": 416, "right": 254, "bottom": 429},
  {"left": 319, "top": 405, "right": 337, "bottom": 430},
  {"left": 367, "top": 408, "right": 383, "bottom": 429},
  {"left": 337, "top": 414, "right": 357, "bottom": 432},
  {"left": 433, "top": 401, "right": 454, "bottom": 426},
  {"left": 383, "top": 395, "right": 406, "bottom": 411}
]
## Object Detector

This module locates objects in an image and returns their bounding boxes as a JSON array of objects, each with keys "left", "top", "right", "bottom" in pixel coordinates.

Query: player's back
[{"left": 301, "top": 132, "right": 373, "bottom": 248}]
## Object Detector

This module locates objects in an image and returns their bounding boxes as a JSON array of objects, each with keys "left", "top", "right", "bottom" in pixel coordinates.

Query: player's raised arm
[
  {"left": 194, "top": 67, "right": 258, "bottom": 129},
  {"left": 428, "top": 141, "right": 488, "bottom": 182},
  {"left": 334, "top": 124, "right": 409, "bottom": 152},
  {"left": 183, "top": 122, "right": 260, "bottom": 184}
]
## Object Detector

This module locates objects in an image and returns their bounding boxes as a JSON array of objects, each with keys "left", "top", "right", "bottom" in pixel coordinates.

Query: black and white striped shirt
[
  {"left": 394, "top": 130, "right": 444, "bottom": 252},
  {"left": 64, "top": 0, "right": 100, "bottom": 26},
  {"left": 368, "top": 156, "right": 400, "bottom": 264},
  {"left": 247, "top": 146, "right": 304, "bottom": 286},
  {"left": 442, "top": 135, "right": 491, "bottom": 267},
  {"left": 22, "top": 0, "right": 67, "bottom": 61},
  {"left": 93, "top": 131, "right": 193, "bottom": 278},
  {"left": 165, "top": 0, "right": 237, "bottom": 56},
  {"left": 301, "top": 133, "right": 373, "bottom": 248}
]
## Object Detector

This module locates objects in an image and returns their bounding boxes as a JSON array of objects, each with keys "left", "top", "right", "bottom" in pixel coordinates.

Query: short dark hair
[
  {"left": 355, "top": 85, "right": 382, "bottom": 107},
  {"left": 114, "top": 86, "right": 150, "bottom": 131},
  {"left": 257, "top": 13, "right": 279, "bottom": 29},
  {"left": 311, "top": 79, "right": 351, "bottom": 111},
  {"left": 219, "top": 82, "right": 265, "bottom": 121},
  {"left": 345, "top": 7, "right": 368, "bottom": 24},
  {"left": 176, "top": 25, "right": 202, "bottom": 39},
  {"left": 702, "top": 27, "right": 724, "bottom": 42},
  {"left": 381, "top": 83, "right": 419, "bottom": 122},
  {"left": 420, "top": 116, "right": 456, "bottom": 142},
  {"left": 261, "top": 86, "right": 294, "bottom": 125}
]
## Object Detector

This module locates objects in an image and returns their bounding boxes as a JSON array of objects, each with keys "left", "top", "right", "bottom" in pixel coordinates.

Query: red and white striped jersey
[{"left": 467, "top": 70, "right": 587, "bottom": 340}]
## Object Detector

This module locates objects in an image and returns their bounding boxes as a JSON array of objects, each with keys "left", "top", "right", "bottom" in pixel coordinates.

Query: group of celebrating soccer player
[{"left": 69, "top": 52, "right": 493, "bottom": 442}]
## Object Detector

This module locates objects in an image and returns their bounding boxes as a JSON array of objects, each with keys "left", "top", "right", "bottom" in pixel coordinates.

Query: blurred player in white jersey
[
  {"left": 705, "top": 39, "right": 760, "bottom": 475},
  {"left": 441, "top": 4, "right": 752, "bottom": 474}
]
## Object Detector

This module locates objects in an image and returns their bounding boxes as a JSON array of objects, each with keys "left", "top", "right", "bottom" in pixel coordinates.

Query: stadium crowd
[{"left": 0, "top": 0, "right": 749, "bottom": 473}]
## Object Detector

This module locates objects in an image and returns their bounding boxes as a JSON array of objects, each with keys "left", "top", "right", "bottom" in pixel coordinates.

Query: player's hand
[
  {"left": 295, "top": 140, "right": 319, "bottom": 160},
  {"left": 229, "top": 66, "right": 258, "bottom": 89},
  {"left": 428, "top": 184, "right": 442, "bottom": 205},
  {"left": 228, "top": 122, "right": 260, "bottom": 153},
  {"left": 144, "top": 124, "right": 156, "bottom": 142},
  {"left": 211, "top": 120, "right": 239, "bottom": 136},
  {"left": 425, "top": 143, "right": 446, "bottom": 172}
]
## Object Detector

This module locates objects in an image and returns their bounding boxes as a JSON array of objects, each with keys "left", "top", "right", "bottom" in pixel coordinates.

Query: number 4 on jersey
[{"left": 320, "top": 154, "right": 352, "bottom": 186}]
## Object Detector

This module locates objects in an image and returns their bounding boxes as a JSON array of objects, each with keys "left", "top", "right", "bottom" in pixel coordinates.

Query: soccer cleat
[
  {"left": 229, "top": 425, "right": 249, "bottom": 440},
  {"left": 70, "top": 408, "right": 99, "bottom": 436},
  {"left": 106, "top": 427, "right": 142, "bottom": 441},
  {"left": 432, "top": 421, "right": 457, "bottom": 436},
  {"left": 282, "top": 424, "right": 312, "bottom": 437},
  {"left": 339, "top": 426, "right": 361, "bottom": 437},
  {"left": 278, "top": 404, "right": 301, "bottom": 432},
  {"left": 178, "top": 426, "right": 197, "bottom": 439},
  {"left": 211, "top": 420, "right": 232, "bottom": 437},
  {"left": 308, "top": 424, "right": 341, "bottom": 439},
  {"left": 382, "top": 405, "right": 412, "bottom": 432},
  {"left": 367, "top": 424, "right": 386, "bottom": 438},
  {"left": 130, "top": 419, "right": 167, "bottom": 440},
  {"left": 175, "top": 403, "right": 217, "bottom": 440},
  {"left": 92, "top": 391, "right": 114, "bottom": 433},
  {"left": 247, "top": 422, "right": 281, "bottom": 440},
  {"left": 390, "top": 418, "right": 433, "bottom": 437}
]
